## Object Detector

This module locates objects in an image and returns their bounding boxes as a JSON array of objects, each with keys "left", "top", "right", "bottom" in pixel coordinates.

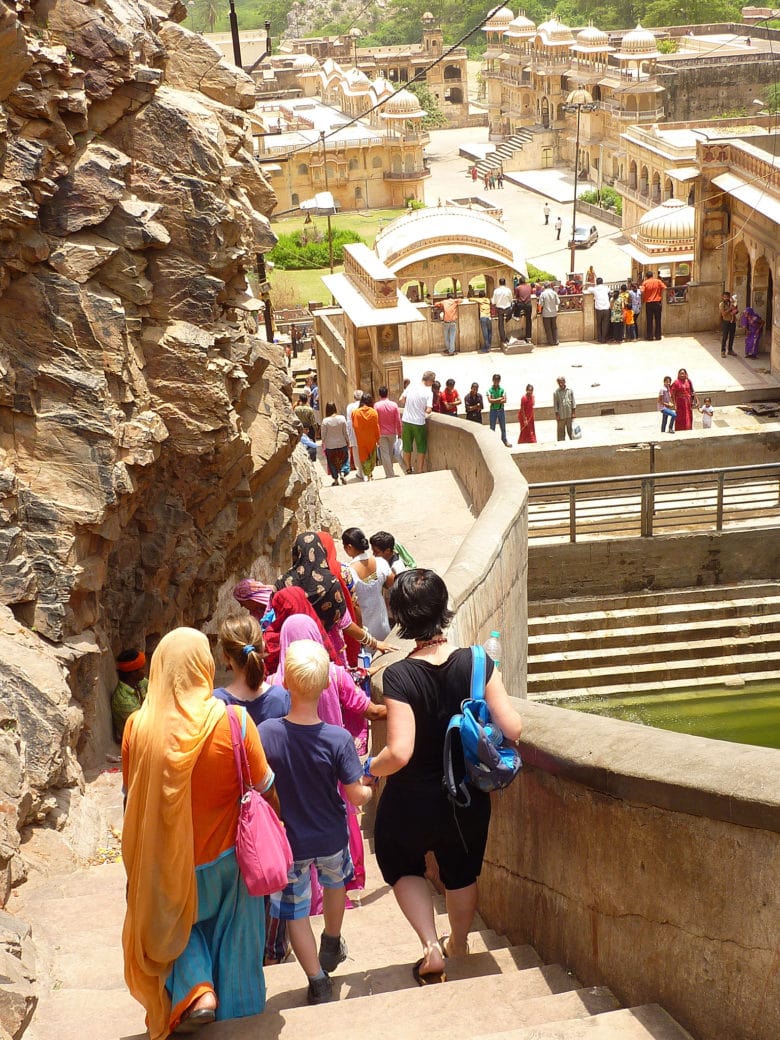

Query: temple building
[
  {"left": 277, "top": 14, "right": 473, "bottom": 128},
  {"left": 250, "top": 88, "right": 429, "bottom": 212}
]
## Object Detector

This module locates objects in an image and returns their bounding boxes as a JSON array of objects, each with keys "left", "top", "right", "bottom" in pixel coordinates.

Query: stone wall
[
  {"left": 479, "top": 701, "right": 780, "bottom": 1040},
  {"left": 515, "top": 429, "right": 780, "bottom": 484},
  {"left": 0, "top": 0, "right": 321, "bottom": 902},
  {"left": 528, "top": 528, "right": 780, "bottom": 601}
]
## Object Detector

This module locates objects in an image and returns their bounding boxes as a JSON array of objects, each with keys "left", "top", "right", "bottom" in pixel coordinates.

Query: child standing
[
  {"left": 259, "top": 641, "right": 373, "bottom": 1005},
  {"left": 658, "top": 375, "right": 676, "bottom": 433},
  {"left": 700, "top": 396, "right": 714, "bottom": 429}
]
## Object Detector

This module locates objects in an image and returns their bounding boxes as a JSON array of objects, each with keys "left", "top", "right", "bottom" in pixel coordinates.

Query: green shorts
[{"left": 402, "top": 422, "right": 428, "bottom": 455}]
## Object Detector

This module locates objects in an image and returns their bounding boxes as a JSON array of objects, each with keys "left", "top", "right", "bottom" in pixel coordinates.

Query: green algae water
[{"left": 548, "top": 682, "right": 780, "bottom": 750}]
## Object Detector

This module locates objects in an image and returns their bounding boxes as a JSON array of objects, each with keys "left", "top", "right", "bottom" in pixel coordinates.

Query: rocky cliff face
[{"left": 0, "top": 0, "right": 318, "bottom": 905}]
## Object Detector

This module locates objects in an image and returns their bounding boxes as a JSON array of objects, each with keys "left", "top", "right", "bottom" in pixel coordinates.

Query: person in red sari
[
  {"left": 318, "top": 530, "right": 362, "bottom": 667},
  {"left": 518, "top": 383, "right": 537, "bottom": 444},
  {"left": 670, "top": 367, "right": 697, "bottom": 432}
]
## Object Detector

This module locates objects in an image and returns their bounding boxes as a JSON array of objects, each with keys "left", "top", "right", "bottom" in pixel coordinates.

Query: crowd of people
[{"left": 115, "top": 524, "right": 520, "bottom": 1036}]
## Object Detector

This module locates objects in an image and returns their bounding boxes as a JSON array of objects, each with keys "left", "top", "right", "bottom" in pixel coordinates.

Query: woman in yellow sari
[{"left": 121, "top": 628, "right": 277, "bottom": 1037}]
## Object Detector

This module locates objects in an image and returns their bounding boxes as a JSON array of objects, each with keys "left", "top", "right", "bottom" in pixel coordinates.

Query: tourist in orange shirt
[
  {"left": 121, "top": 628, "right": 279, "bottom": 1037},
  {"left": 640, "top": 270, "right": 666, "bottom": 341},
  {"left": 351, "top": 392, "right": 381, "bottom": 481},
  {"left": 440, "top": 292, "right": 461, "bottom": 355}
]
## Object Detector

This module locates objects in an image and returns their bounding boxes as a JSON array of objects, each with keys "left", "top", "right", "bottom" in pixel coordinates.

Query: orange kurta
[{"left": 351, "top": 405, "right": 380, "bottom": 462}]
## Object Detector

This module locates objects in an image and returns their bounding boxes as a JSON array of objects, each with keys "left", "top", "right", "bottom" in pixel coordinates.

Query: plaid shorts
[{"left": 270, "top": 846, "right": 354, "bottom": 921}]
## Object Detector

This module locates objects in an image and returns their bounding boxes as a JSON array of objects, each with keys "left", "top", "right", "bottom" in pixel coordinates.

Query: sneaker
[
  {"left": 306, "top": 972, "right": 333, "bottom": 1005},
  {"left": 319, "top": 933, "right": 348, "bottom": 973}
]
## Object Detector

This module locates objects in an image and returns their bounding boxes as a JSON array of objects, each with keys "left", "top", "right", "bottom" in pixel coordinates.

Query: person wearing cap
[{"left": 111, "top": 648, "right": 148, "bottom": 743}]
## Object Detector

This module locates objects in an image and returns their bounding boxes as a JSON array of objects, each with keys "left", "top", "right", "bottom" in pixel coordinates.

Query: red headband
[{"left": 116, "top": 651, "right": 146, "bottom": 673}]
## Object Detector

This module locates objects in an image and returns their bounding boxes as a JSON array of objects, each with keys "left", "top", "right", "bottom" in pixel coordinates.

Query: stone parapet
[{"left": 479, "top": 699, "right": 780, "bottom": 1040}]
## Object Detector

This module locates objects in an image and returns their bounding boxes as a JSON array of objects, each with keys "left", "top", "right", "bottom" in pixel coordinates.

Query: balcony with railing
[
  {"left": 384, "top": 165, "right": 432, "bottom": 180},
  {"left": 600, "top": 100, "right": 665, "bottom": 122}
]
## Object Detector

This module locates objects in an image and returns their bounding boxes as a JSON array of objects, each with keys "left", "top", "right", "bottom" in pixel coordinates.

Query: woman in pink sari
[
  {"left": 271, "top": 614, "right": 386, "bottom": 895},
  {"left": 518, "top": 383, "right": 537, "bottom": 444},
  {"left": 670, "top": 367, "right": 697, "bottom": 431}
]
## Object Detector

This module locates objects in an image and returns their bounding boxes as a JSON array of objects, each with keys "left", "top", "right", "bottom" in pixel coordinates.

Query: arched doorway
[
  {"left": 541, "top": 97, "right": 550, "bottom": 128},
  {"left": 753, "top": 256, "right": 772, "bottom": 355}
]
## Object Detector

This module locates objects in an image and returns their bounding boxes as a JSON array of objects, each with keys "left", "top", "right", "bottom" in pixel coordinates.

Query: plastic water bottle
[
  {"left": 358, "top": 648, "right": 372, "bottom": 671},
  {"left": 483, "top": 631, "right": 502, "bottom": 670}
]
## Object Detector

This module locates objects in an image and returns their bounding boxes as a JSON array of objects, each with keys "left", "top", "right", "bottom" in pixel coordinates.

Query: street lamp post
[
  {"left": 319, "top": 131, "right": 334, "bottom": 275},
  {"left": 562, "top": 87, "right": 595, "bottom": 278},
  {"left": 228, "top": 0, "right": 243, "bottom": 67}
]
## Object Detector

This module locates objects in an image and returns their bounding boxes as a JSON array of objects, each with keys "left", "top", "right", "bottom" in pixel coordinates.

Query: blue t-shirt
[
  {"left": 258, "top": 718, "right": 361, "bottom": 860},
  {"left": 213, "top": 684, "right": 290, "bottom": 728}
]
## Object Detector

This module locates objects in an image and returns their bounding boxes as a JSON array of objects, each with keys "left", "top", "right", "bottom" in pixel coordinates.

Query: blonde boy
[{"left": 259, "top": 640, "right": 373, "bottom": 1005}]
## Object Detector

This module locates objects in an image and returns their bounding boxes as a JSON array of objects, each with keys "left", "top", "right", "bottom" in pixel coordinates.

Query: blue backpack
[{"left": 443, "top": 646, "right": 522, "bottom": 808}]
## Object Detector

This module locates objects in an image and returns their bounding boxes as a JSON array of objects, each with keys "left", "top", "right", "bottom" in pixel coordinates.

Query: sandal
[
  {"left": 412, "top": 958, "right": 446, "bottom": 986},
  {"left": 173, "top": 1005, "right": 217, "bottom": 1034},
  {"left": 440, "top": 934, "right": 469, "bottom": 958}
]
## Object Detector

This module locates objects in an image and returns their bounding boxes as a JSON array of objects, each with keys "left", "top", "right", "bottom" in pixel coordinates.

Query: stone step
[
  {"left": 527, "top": 650, "right": 779, "bottom": 693},
  {"left": 528, "top": 632, "right": 780, "bottom": 675},
  {"left": 528, "top": 582, "right": 777, "bottom": 618},
  {"left": 476, "top": 1004, "right": 695, "bottom": 1040},
  {"left": 207, "top": 969, "right": 619, "bottom": 1040},
  {"left": 532, "top": 668, "right": 780, "bottom": 702},
  {"left": 529, "top": 615, "right": 780, "bottom": 655},
  {"left": 264, "top": 943, "right": 542, "bottom": 1008},
  {"left": 532, "top": 590, "right": 780, "bottom": 628}
]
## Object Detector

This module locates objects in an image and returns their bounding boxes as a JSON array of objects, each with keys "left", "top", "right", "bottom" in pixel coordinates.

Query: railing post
[
  {"left": 641, "top": 477, "right": 654, "bottom": 537},
  {"left": 569, "top": 485, "right": 576, "bottom": 543},
  {"left": 716, "top": 471, "right": 725, "bottom": 531}
]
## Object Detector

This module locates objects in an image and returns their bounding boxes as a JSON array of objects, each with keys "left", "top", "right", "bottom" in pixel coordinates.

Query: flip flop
[
  {"left": 440, "top": 934, "right": 470, "bottom": 958},
  {"left": 412, "top": 958, "right": 446, "bottom": 986}
]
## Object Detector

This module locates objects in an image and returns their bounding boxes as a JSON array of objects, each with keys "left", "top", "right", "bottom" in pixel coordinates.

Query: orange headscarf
[{"left": 121, "top": 628, "right": 224, "bottom": 1040}]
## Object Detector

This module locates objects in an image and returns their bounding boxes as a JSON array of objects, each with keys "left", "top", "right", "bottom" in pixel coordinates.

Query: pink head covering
[
  {"left": 272, "top": 615, "right": 324, "bottom": 685},
  {"left": 232, "top": 579, "right": 274, "bottom": 618}
]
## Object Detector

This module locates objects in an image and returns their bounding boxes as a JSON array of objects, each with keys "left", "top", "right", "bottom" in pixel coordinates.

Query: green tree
[
  {"left": 765, "top": 83, "right": 780, "bottom": 112},
  {"left": 193, "top": 0, "right": 222, "bottom": 32},
  {"left": 406, "top": 81, "right": 448, "bottom": 129},
  {"left": 639, "top": 0, "right": 740, "bottom": 27}
]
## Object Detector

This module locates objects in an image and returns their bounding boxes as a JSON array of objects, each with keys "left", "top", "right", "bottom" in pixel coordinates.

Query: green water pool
[{"left": 547, "top": 681, "right": 780, "bottom": 750}]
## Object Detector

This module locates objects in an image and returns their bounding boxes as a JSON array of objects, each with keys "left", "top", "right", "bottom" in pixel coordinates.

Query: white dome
[
  {"left": 381, "top": 88, "right": 426, "bottom": 119},
  {"left": 638, "top": 198, "right": 695, "bottom": 246},
  {"left": 575, "top": 24, "right": 609, "bottom": 49},
  {"left": 483, "top": 6, "right": 514, "bottom": 32},
  {"left": 537, "top": 17, "right": 574, "bottom": 46},
  {"left": 620, "top": 24, "right": 660, "bottom": 57},
  {"left": 504, "top": 13, "right": 536, "bottom": 38}
]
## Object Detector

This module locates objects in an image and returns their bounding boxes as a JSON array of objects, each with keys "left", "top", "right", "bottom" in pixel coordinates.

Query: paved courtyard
[{"left": 423, "top": 125, "right": 631, "bottom": 284}]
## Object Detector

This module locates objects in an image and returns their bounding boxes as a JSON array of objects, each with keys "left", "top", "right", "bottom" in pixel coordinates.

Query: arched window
[
  {"left": 291, "top": 193, "right": 300, "bottom": 206},
  {"left": 640, "top": 164, "right": 649, "bottom": 195},
  {"left": 297, "top": 163, "right": 308, "bottom": 176},
  {"left": 651, "top": 171, "right": 661, "bottom": 202},
  {"left": 629, "top": 160, "right": 637, "bottom": 189},
  {"left": 348, "top": 157, "right": 359, "bottom": 171},
  {"left": 443, "top": 64, "right": 461, "bottom": 80},
  {"left": 372, "top": 155, "right": 382, "bottom": 168}
]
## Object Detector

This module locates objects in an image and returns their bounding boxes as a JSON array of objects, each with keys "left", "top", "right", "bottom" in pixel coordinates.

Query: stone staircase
[
  {"left": 208, "top": 849, "right": 693, "bottom": 1040},
  {"left": 527, "top": 582, "right": 780, "bottom": 698},
  {"left": 476, "top": 129, "right": 534, "bottom": 176}
]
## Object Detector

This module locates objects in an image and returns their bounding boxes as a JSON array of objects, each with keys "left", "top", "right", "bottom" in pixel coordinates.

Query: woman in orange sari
[
  {"left": 350, "top": 393, "right": 381, "bottom": 480},
  {"left": 121, "top": 628, "right": 278, "bottom": 1037}
]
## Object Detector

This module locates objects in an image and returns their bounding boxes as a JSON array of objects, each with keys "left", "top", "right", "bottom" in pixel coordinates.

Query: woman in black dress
[{"left": 364, "top": 570, "right": 523, "bottom": 984}]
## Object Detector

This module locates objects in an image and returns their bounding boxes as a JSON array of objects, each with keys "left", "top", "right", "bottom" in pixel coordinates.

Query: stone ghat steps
[
  {"left": 476, "top": 1006, "right": 695, "bottom": 1040},
  {"left": 528, "top": 581, "right": 778, "bottom": 622},
  {"left": 527, "top": 582, "right": 780, "bottom": 695},
  {"left": 529, "top": 631, "right": 780, "bottom": 675},
  {"left": 536, "top": 668, "right": 780, "bottom": 702},
  {"left": 530, "top": 612, "right": 780, "bottom": 653},
  {"left": 528, "top": 649, "right": 779, "bottom": 695}
]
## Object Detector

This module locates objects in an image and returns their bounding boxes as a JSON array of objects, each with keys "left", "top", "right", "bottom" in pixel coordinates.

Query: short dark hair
[
  {"left": 297, "top": 394, "right": 308, "bottom": 404},
  {"left": 596, "top": 277, "right": 603, "bottom": 284},
  {"left": 370, "top": 530, "right": 395, "bottom": 552},
  {"left": 325, "top": 401, "right": 337, "bottom": 417},
  {"left": 378, "top": 386, "right": 389, "bottom": 398},
  {"left": 499, "top": 277, "right": 506, "bottom": 286},
  {"left": 360, "top": 392, "right": 373, "bottom": 407},
  {"left": 342, "top": 527, "right": 369, "bottom": 551},
  {"left": 389, "top": 569, "right": 454, "bottom": 641}
]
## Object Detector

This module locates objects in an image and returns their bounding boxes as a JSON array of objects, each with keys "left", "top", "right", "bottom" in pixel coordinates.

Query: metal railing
[{"left": 528, "top": 463, "right": 780, "bottom": 542}]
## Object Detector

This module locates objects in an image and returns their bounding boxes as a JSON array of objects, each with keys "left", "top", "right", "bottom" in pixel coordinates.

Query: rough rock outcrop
[{"left": 0, "top": 0, "right": 321, "bottom": 923}]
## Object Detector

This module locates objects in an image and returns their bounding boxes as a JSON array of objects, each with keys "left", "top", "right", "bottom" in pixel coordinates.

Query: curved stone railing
[
  {"left": 426, "top": 413, "right": 529, "bottom": 686},
  {"left": 479, "top": 701, "right": 780, "bottom": 1040}
]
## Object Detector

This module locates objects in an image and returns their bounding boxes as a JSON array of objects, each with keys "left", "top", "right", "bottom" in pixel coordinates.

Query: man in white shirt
[
  {"left": 399, "top": 371, "right": 434, "bottom": 474},
  {"left": 584, "top": 277, "right": 611, "bottom": 343},
  {"left": 374, "top": 386, "right": 403, "bottom": 479},
  {"left": 491, "top": 278, "right": 514, "bottom": 347}
]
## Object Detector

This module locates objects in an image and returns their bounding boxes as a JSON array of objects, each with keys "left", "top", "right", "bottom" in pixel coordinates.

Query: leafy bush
[
  {"left": 267, "top": 228, "right": 366, "bottom": 269},
  {"left": 528, "top": 262, "right": 556, "bottom": 283},
  {"left": 578, "top": 186, "right": 622, "bottom": 217}
]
